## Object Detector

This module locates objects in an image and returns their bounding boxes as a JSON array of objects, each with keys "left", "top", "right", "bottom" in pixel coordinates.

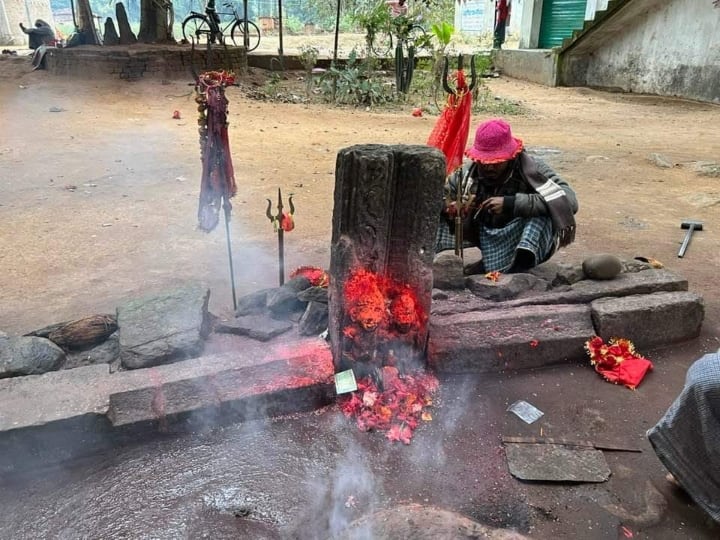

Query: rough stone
[
  {"left": 530, "top": 261, "right": 585, "bottom": 286},
  {"left": 0, "top": 336, "right": 66, "bottom": 378},
  {"left": 648, "top": 153, "right": 673, "bottom": 168},
  {"left": 0, "top": 364, "right": 112, "bottom": 431},
  {"left": 297, "top": 286, "right": 329, "bottom": 303},
  {"left": 501, "top": 269, "right": 688, "bottom": 308},
  {"left": 432, "top": 252, "right": 465, "bottom": 290},
  {"left": 118, "top": 283, "right": 211, "bottom": 370},
  {"left": 591, "top": 292, "right": 704, "bottom": 348},
  {"left": 266, "top": 276, "right": 311, "bottom": 317},
  {"left": 583, "top": 253, "right": 623, "bottom": 280},
  {"left": 216, "top": 315, "right": 293, "bottom": 341},
  {"left": 234, "top": 288, "right": 271, "bottom": 316},
  {"left": 64, "top": 333, "right": 120, "bottom": 370},
  {"left": 466, "top": 272, "right": 551, "bottom": 301},
  {"left": 298, "top": 301, "right": 329, "bottom": 336},
  {"left": 107, "top": 344, "right": 335, "bottom": 427},
  {"left": 621, "top": 258, "right": 653, "bottom": 273},
  {"left": 429, "top": 304, "right": 594, "bottom": 372}
]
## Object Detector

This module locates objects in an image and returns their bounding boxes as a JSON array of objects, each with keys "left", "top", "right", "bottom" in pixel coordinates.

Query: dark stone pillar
[{"left": 328, "top": 144, "right": 445, "bottom": 377}]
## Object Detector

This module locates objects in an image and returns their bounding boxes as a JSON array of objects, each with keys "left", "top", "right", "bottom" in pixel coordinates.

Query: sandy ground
[
  {"left": 1, "top": 53, "right": 718, "bottom": 340},
  {"left": 1, "top": 49, "right": 720, "bottom": 538}
]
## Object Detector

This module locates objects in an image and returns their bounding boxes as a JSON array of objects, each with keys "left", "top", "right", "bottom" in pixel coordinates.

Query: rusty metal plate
[{"left": 504, "top": 443, "right": 611, "bottom": 482}]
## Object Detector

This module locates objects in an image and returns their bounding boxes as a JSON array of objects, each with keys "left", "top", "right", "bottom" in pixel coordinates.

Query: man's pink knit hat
[{"left": 465, "top": 118, "right": 523, "bottom": 164}]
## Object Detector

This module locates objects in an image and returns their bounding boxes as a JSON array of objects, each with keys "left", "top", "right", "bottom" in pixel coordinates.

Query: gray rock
[
  {"left": 267, "top": 276, "right": 311, "bottom": 317},
  {"left": 431, "top": 289, "right": 449, "bottom": 300},
  {"left": 118, "top": 283, "right": 211, "bottom": 370},
  {"left": 432, "top": 252, "right": 465, "bottom": 290},
  {"left": 64, "top": 333, "right": 120, "bottom": 370},
  {"left": 216, "top": 315, "right": 293, "bottom": 341},
  {"left": 466, "top": 273, "right": 550, "bottom": 301},
  {"left": 591, "top": 292, "right": 704, "bottom": 349},
  {"left": 298, "top": 301, "right": 329, "bottom": 336},
  {"left": 235, "top": 288, "right": 271, "bottom": 316},
  {"left": 621, "top": 258, "right": 653, "bottom": 273},
  {"left": 0, "top": 336, "right": 66, "bottom": 378},
  {"left": 297, "top": 286, "right": 329, "bottom": 304},
  {"left": 648, "top": 153, "right": 673, "bottom": 168},
  {"left": 531, "top": 262, "right": 585, "bottom": 286},
  {"left": 429, "top": 304, "right": 594, "bottom": 373},
  {"left": 691, "top": 160, "right": 720, "bottom": 177},
  {"left": 583, "top": 254, "right": 623, "bottom": 280}
]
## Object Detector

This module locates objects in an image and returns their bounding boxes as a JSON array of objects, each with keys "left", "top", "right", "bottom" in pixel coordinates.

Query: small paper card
[
  {"left": 507, "top": 400, "right": 544, "bottom": 424},
  {"left": 334, "top": 369, "right": 358, "bottom": 394}
]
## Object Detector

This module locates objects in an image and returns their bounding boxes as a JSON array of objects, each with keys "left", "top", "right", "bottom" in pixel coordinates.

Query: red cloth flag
[{"left": 427, "top": 70, "right": 473, "bottom": 176}]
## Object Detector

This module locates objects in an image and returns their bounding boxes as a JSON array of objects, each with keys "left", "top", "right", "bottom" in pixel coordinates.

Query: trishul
[{"left": 266, "top": 188, "right": 295, "bottom": 285}]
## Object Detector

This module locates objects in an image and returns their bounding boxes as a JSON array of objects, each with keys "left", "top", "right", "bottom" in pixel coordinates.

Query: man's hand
[
  {"left": 479, "top": 197, "right": 504, "bottom": 215},
  {"left": 19, "top": 22, "right": 25, "bottom": 30}
]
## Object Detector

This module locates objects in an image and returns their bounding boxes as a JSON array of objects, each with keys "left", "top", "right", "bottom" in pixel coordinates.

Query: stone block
[
  {"left": 107, "top": 342, "right": 335, "bottom": 427},
  {"left": 591, "top": 292, "right": 704, "bottom": 349},
  {"left": 118, "top": 283, "right": 211, "bottom": 369},
  {"left": 503, "top": 269, "right": 688, "bottom": 308},
  {"left": 432, "top": 252, "right": 465, "bottom": 290},
  {"left": 429, "top": 304, "right": 594, "bottom": 373}
]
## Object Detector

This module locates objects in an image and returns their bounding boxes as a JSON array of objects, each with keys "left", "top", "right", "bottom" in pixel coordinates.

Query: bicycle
[
  {"left": 182, "top": 0, "right": 261, "bottom": 51},
  {"left": 372, "top": 15, "right": 429, "bottom": 58}
]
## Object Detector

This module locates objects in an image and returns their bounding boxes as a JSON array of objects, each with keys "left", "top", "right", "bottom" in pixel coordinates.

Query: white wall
[{"left": 564, "top": 0, "right": 720, "bottom": 103}]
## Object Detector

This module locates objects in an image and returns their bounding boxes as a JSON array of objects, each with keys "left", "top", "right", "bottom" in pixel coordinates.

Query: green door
[{"left": 538, "top": 0, "right": 588, "bottom": 48}]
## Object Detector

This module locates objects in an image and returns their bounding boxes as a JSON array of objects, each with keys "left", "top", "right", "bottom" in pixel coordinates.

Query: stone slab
[
  {"left": 432, "top": 269, "right": 688, "bottom": 316},
  {"left": 0, "top": 337, "right": 332, "bottom": 434},
  {"left": 591, "top": 292, "right": 704, "bottom": 349},
  {"left": 428, "top": 304, "right": 595, "bottom": 373},
  {"left": 107, "top": 339, "right": 335, "bottom": 427},
  {"left": 0, "top": 364, "right": 112, "bottom": 431},
  {"left": 504, "top": 443, "right": 611, "bottom": 482}
]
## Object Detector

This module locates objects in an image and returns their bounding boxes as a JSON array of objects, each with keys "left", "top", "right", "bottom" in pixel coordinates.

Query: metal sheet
[{"left": 538, "top": 0, "right": 588, "bottom": 48}]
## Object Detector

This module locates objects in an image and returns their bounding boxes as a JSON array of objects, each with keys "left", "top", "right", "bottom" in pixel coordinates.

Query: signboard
[{"left": 455, "top": 0, "right": 487, "bottom": 34}]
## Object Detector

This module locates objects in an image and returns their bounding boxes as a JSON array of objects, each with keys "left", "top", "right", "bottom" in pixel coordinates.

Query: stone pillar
[{"left": 328, "top": 144, "right": 445, "bottom": 378}]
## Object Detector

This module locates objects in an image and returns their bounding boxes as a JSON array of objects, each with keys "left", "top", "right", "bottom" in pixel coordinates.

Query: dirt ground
[
  {"left": 1, "top": 50, "right": 720, "bottom": 537},
  {"left": 1, "top": 53, "right": 718, "bottom": 338}
]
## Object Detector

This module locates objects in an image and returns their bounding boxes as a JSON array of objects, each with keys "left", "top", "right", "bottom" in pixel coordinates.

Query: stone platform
[{"left": 0, "top": 259, "right": 704, "bottom": 473}]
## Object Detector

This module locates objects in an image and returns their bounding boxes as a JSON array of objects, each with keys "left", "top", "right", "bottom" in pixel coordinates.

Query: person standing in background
[{"left": 493, "top": 0, "right": 511, "bottom": 49}]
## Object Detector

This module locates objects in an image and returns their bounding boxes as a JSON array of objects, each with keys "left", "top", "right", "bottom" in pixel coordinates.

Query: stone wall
[{"left": 44, "top": 44, "right": 247, "bottom": 80}]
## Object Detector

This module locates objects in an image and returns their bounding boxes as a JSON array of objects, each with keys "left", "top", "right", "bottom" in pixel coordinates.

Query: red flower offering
[{"left": 338, "top": 371, "right": 439, "bottom": 444}]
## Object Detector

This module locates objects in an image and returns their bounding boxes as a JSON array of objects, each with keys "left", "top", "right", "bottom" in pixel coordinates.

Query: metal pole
[
  {"left": 333, "top": 0, "right": 340, "bottom": 65},
  {"left": 277, "top": 0, "right": 284, "bottom": 70},
  {"left": 223, "top": 201, "right": 238, "bottom": 310},
  {"left": 243, "top": 0, "right": 249, "bottom": 49}
]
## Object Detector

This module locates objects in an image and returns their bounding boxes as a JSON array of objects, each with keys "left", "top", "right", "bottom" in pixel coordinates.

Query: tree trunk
[{"left": 138, "top": 0, "right": 174, "bottom": 43}]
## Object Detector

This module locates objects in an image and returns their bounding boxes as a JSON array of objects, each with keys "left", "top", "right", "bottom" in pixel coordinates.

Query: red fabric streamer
[
  {"left": 585, "top": 336, "right": 653, "bottom": 390},
  {"left": 427, "top": 70, "right": 473, "bottom": 175},
  {"left": 197, "top": 71, "right": 237, "bottom": 232}
]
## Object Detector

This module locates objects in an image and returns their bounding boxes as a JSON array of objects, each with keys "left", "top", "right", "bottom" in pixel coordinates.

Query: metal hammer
[{"left": 678, "top": 219, "right": 703, "bottom": 258}]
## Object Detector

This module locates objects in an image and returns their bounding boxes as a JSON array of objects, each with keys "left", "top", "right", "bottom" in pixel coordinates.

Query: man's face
[{"left": 477, "top": 160, "right": 511, "bottom": 181}]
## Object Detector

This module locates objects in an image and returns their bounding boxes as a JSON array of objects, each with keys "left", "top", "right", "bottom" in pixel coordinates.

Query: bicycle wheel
[
  {"left": 371, "top": 32, "right": 393, "bottom": 58},
  {"left": 407, "top": 24, "right": 430, "bottom": 53},
  {"left": 183, "top": 14, "right": 213, "bottom": 45},
  {"left": 230, "top": 20, "right": 261, "bottom": 51}
]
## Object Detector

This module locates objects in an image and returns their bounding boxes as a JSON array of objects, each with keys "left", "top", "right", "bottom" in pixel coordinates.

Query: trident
[{"left": 266, "top": 188, "right": 294, "bottom": 286}]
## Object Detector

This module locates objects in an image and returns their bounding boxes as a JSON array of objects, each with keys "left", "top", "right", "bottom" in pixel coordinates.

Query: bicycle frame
[{"left": 188, "top": 1, "right": 254, "bottom": 48}]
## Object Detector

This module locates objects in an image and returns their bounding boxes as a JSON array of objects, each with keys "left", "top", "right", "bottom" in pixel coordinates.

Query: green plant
[
  {"left": 299, "top": 45, "right": 320, "bottom": 98},
  {"left": 352, "top": 0, "right": 392, "bottom": 57},
  {"left": 320, "top": 50, "right": 392, "bottom": 106}
]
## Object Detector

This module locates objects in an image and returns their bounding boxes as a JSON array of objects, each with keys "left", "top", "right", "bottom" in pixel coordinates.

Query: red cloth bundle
[{"left": 585, "top": 336, "right": 653, "bottom": 390}]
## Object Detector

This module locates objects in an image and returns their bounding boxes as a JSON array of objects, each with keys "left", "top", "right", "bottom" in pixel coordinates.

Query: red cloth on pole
[
  {"left": 197, "top": 72, "right": 237, "bottom": 232},
  {"left": 427, "top": 70, "right": 472, "bottom": 176}
]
